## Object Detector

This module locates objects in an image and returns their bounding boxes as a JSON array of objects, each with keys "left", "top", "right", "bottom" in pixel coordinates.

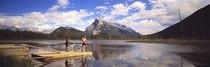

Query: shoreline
[{"left": 127, "top": 39, "right": 210, "bottom": 45}]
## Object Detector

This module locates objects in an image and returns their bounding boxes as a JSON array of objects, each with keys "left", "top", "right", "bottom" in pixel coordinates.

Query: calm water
[{"left": 1, "top": 40, "right": 210, "bottom": 67}]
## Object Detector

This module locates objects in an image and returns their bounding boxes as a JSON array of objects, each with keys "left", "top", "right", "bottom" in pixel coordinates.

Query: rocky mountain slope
[
  {"left": 0, "top": 25, "right": 29, "bottom": 31},
  {"left": 85, "top": 18, "right": 141, "bottom": 39}
]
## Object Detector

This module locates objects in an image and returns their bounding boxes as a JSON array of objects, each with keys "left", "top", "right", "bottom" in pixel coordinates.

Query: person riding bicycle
[{"left": 80, "top": 35, "right": 88, "bottom": 52}]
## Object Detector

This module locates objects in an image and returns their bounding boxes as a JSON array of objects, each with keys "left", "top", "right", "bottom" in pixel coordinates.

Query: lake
[{"left": 1, "top": 40, "right": 210, "bottom": 67}]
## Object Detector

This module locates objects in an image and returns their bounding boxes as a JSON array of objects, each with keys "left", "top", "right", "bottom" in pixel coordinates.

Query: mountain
[
  {"left": 143, "top": 4, "right": 210, "bottom": 40},
  {"left": 0, "top": 25, "right": 29, "bottom": 31},
  {"left": 85, "top": 18, "right": 141, "bottom": 39},
  {"left": 0, "top": 25, "right": 85, "bottom": 40},
  {"left": 113, "top": 23, "right": 141, "bottom": 36},
  {"left": 50, "top": 27, "right": 85, "bottom": 39},
  {"left": 0, "top": 25, "right": 48, "bottom": 40}
]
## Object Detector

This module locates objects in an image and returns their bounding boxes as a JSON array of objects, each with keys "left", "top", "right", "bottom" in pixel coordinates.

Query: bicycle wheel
[{"left": 73, "top": 44, "right": 82, "bottom": 51}]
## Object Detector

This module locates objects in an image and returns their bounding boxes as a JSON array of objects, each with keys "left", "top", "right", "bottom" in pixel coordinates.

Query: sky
[{"left": 0, "top": 0, "right": 209, "bottom": 35}]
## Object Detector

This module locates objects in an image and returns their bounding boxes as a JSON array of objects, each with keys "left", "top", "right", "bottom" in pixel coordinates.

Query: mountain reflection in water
[{"left": 2, "top": 40, "right": 210, "bottom": 67}]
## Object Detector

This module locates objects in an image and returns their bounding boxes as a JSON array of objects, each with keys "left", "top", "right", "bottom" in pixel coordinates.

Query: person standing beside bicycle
[
  {"left": 80, "top": 35, "right": 88, "bottom": 52},
  {"left": 65, "top": 37, "right": 72, "bottom": 51}
]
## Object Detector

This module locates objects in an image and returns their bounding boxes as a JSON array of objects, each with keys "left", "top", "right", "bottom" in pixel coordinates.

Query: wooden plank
[
  {"left": 0, "top": 48, "right": 29, "bottom": 52},
  {"left": 32, "top": 51, "right": 92, "bottom": 60},
  {"left": 25, "top": 45, "right": 60, "bottom": 53}
]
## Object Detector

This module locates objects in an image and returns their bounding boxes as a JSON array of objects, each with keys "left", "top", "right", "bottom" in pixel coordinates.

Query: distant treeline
[
  {"left": 0, "top": 29, "right": 84, "bottom": 40},
  {"left": 0, "top": 29, "right": 49, "bottom": 40},
  {"left": 0, "top": 29, "right": 140, "bottom": 40}
]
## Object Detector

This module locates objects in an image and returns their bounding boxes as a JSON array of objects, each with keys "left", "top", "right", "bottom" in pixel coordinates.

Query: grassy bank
[{"left": 127, "top": 39, "right": 210, "bottom": 45}]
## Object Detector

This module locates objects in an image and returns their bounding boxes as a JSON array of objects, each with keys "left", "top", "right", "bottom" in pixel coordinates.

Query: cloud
[
  {"left": 138, "top": 20, "right": 161, "bottom": 27},
  {"left": 135, "top": 28, "right": 162, "bottom": 35},
  {"left": 96, "top": 1, "right": 162, "bottom": 35},
  {"left": 0, "top": 10, "right": 93, "bottom": 33},
  {"left": 45, "top": 10, "right": 93, "bottom": 25},
  {"left": 101, "top": 1, "right": 146, "bottom": 21},
  {"left": 96, "top": 6, "right": 108, "bottom": 10},
  {"left": 149, "top": 0, "right": 210, "bottom": 25},
  {"left": 104, "top": 2, "right": 110, "bottom": 5},
  {"left": 57, "top": 0, "right": 69, "bottom": 6},
  {"left": 110, "top": 2, "right": 145, "bottom": 17},
  {"left": 49, "top": 5, "right": 60, "bottom": 11},
  {"left": 0, "top": 0, "right": 94, "bottom": 33},
  {"left": 38, "top": 24, "right": 55, "bottom": 32},
  {"left": 129, "top": 1, "right": 146, "bottom": 10},
  {"left": 97, "top": 0, "right": 209, "bottom": 35},
  {"left": 49, "top": 0, "right": 70, "bottom": 11},
  {"left": 111, "top": 3, "right": 129, "bottom": 16},
  {"left": 87, "top": 18, "right": 95, "bottom": 24},
  {"left": 113, "top": 19, "right": 162, "bottom": 35}
]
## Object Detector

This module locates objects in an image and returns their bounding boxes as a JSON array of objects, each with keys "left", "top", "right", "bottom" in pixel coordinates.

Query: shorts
[
  {"left": 65, "top": 43, "right": 68, "bottom": 47},
  {"left": 82, "top": 43, "right": 86, "bottom": 45}
]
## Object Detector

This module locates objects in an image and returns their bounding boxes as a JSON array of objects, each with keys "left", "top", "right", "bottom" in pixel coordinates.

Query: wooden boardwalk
[
  {"left": 0, "top": 44, "right": 92, "bottom": 60},
  {"left": 27, "top": 44, "right": 93, "bottom": 60},
  {"left": 32, "top": 51, "right": 92, "bottom": 60}
]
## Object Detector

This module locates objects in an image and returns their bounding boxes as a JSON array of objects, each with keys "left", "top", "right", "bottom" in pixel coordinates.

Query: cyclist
[{"left": 80, "top": 35, "right": 88, "bottom": 52}]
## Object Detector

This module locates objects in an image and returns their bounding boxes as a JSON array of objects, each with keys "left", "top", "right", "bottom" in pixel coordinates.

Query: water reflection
[
  {"left": 2, "top": 40, "right": 210, "bottom": 67},
  {"left": 88, "top": 44, "right": 195, "bottom": 67},
  {"left": 29, "top": 42, "right": 196, "bottom": 67},
  {"left": 33, "top": 56, "right": 93, "bottom": 67},
  {"left": 177, "top": 44, "right": 210, "bottom": 67},
  {"left": 65, "top": 59, "right": 72, "bottom": 67},
  {"left": 92, "top": 44, "right": 132, "bottom": 60},
  {"left": 81, "top": 57, "right": 88, "bottom": 67}
]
